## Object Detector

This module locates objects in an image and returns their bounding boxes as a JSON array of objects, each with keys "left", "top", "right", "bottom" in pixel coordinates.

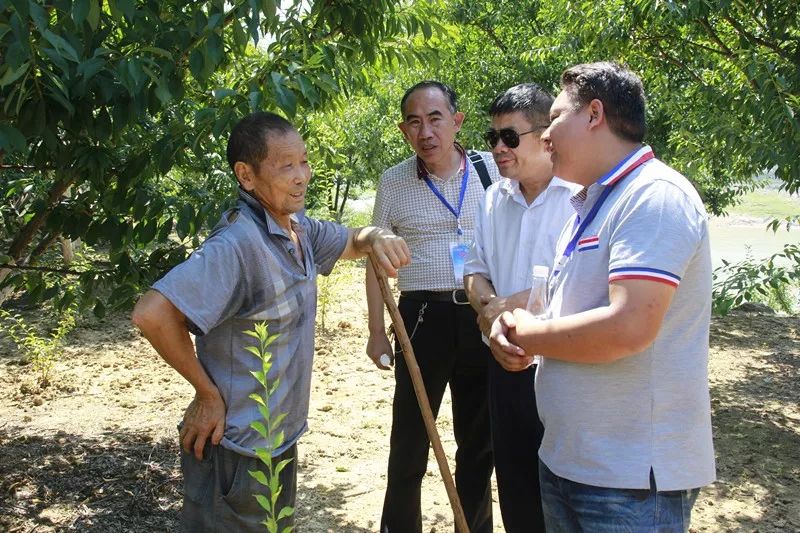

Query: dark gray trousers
[{"left": 181, "top": 441, "right": 297, "bottom": 532}]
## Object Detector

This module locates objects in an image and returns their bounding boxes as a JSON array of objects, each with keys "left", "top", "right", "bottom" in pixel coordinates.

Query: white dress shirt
[{"left": 465, "top": 177, "right": 581, "bottom": 297}]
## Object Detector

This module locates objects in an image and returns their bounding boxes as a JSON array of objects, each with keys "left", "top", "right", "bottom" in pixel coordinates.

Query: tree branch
[
  {"left": 27, "top": 232, "right": 61, "bottom": 265},
  {"left": 698, "top": 17, "right": 735, "bottom": 58},
  {"left": 472, "top": 20, "right": 508, "bottom": 54},
  {"left": 1, "top": 164, "right": 55, "bottom": 171},
  {"left": 654, "top": 45, "right": 705, "bottom": 84},
  {"left": 6, "top": 175, "right": 76, "bottom": 262},
  {"left": 0, "top": 263, "right": 112, "bottom": 276},
  {"left": 633, "top": 31, "right": 732, "bottom": 61},
  {"left": 721, "top": 14, "right": 796, "bottom": 65}
]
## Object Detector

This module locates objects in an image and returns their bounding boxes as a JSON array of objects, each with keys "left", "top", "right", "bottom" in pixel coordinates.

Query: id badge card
[{"left": 449, "top": 239, "right": 471, "bottom": 285}]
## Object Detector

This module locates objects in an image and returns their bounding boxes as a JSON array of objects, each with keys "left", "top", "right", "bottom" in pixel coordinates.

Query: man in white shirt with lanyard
[
  {"left": 490, "top": 62, "right": 715, "bottom": 532},
  {"left": 464, "top": 83, "right": 580, "bottom": 532},
  {"left": 366, "top": 80, "right": 500, "bottom": 533}
]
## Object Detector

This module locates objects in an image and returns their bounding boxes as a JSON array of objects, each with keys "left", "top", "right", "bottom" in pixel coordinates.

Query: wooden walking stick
[{"left": 368, "top": 254, "right": 470, "bottom": 533}]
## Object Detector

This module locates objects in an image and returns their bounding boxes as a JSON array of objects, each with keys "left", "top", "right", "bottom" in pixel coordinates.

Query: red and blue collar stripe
[{"left": 598, "top": 145, "right": 654, "bottom": 187}]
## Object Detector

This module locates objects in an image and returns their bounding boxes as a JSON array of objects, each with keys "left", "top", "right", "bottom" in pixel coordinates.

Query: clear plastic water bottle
[{"left": 525, "top": 265, "right": 550, "bottom": 365}]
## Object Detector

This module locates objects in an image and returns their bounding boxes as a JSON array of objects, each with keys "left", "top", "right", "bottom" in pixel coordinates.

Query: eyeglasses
[{"left": 483, "top": 127, "right": 546, "bottom": 149}]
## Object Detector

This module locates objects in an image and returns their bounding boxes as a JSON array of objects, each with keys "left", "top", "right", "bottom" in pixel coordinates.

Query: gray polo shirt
[
  {"left": 537, "top": 153, "right": 716, "bottom": 491},
  {"left": 153, "top": 189, "right": 348, "bottom": 457}
]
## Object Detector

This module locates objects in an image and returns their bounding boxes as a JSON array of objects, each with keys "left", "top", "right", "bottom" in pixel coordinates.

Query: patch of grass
[
  {"left": 339, "top": 207, "right": 372, "bottom": 228},
  {"left": 728, "top": 190, "right": 800, "bottom": 219}
]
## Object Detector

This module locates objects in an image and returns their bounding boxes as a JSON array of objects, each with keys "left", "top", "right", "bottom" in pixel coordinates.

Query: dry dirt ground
[{"left": 0, "top": 260, "right": 798, "bottom": 532}]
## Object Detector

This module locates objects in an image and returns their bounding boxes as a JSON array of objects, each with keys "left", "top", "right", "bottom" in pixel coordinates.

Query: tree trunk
[
  {"left": 0, "top": 174, "right": 75, "bottom": 303},
  {"left": 337, "top": 178, "right": 351, "bottom": 222},
  {"left": 61, "top": 237, "right": 75, "bottom": 265}
]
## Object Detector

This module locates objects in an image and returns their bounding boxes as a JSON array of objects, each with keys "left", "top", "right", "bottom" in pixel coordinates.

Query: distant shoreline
[{"left": 711, "top": 214, "right": 797, "bottom": 229}]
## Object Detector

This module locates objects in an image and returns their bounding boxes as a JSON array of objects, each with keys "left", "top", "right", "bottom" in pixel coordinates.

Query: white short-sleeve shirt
[{"left": 464, "top": 176, "right": 581, "bottom": 297}]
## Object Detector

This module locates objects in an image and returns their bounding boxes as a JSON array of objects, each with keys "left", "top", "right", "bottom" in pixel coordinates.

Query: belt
[{"left": 400, "top": 289, "right": 470, "bottom": 305}]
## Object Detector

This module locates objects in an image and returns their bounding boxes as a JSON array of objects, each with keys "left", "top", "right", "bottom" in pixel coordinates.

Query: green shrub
[
  {"left": 244, "top": 322, "right": 294, "bottom": 533},
  {"left": 0, "top": 305, "right": 77, "bottom": 387},
  {"left": 712, "top": 244, "right": 800, "bottom": 315}
]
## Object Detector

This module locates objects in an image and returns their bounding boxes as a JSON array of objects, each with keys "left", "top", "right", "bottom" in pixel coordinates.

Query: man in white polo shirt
[
  {"left": 490, "top": 62, "right": 715, "bottom": 532},
  {"left": 464, "top": 83, "right": 580, "bottom": 532}
]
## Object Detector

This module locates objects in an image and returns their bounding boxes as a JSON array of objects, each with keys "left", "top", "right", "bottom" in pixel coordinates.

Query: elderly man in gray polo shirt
[
  {"left": 132, "top": 111, "right": 410, "bottom": 532},
  {"left": 490, "top": 62, "right": 715, "bottom": 532}
]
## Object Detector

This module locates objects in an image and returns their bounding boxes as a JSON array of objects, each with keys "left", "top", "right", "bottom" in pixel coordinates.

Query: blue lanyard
[
  {"left": 423, "top": 161, "right": 471, "bottom": 235},
  {"left": 561, "top": 186, "right": 615, "bottom": 260},
  {"left": 554, "top": 147, "right": 654, "bottom": 273}
]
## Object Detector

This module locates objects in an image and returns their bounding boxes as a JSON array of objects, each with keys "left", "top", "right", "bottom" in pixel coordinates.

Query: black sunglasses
[{"left": 483, "top": 127, "right": 545, "bottom": 149}]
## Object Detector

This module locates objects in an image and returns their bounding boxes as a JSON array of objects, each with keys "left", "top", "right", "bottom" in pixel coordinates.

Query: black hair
[
  {"left": 489, "top": 83, "right": 554, "bottom": 127},
  {"left": 226, "top": 111, "right": 296, "bottom": 171},
  {"left": 560, "top": 62, "right": 646, "bottom": 142},
  {"left": 400, "top": 80, "right": 458, "bottom": 117}
]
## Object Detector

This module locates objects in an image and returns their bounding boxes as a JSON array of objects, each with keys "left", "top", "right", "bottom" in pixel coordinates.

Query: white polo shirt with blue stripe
[{"left": 536, "top": 153, "right": 716, "bottom": 491}]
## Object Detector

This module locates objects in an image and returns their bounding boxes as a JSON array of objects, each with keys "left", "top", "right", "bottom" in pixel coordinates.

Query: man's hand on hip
[{"left": 180, "top": 390, "right": 226, "bottom": 460}]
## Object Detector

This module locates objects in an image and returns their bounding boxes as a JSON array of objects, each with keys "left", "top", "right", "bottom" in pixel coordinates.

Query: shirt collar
[
  {"left": 569, "top": 145, "right": 653, "bottom": 213},
  {"left": 415, "top": 142, "right": 466, "bottom": 180},
  {"left": 237, "top": 188, "right": 299, "bottom": 237},
  {"left": 569, "top": 187, "right": 589, "bottom": 214},
  {"left": 596, "top": 145, "right": 653, "bottom": 187},
  {"left": 499, "top": 176, "right": 579, "bottom": 204}
]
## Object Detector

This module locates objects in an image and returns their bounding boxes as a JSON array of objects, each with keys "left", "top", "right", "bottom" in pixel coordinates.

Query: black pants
[
  {"left": 488, "top": 356, "right": 546, "bottom": 532},
  {"left": 380, "top": 297, "right": 493, "bottom": 533}
]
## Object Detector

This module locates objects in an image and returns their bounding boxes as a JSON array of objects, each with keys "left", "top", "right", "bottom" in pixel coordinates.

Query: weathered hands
[
  {"left": 180, "top": 391, "right": 226, "bottom": 460},
  {"left": 489, "top": 310, "right": 533, "bottom": 372},
  {"left": 477, "top": 294, "right": 501, "bottom": 336},
  {"left": 366, "top": 331, "right": 394, "bottom": 371},
  {"left": 477, "top": 289, "right": 530, "bottom": 336},
  {"left": 368, "top": 228, "right": 411, "bottom": 277}
]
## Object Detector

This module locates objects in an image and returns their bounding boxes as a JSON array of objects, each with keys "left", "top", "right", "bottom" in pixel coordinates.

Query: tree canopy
[
  {"left": 0, "top": 0, "right": 437, "bottom": 314},
  {"left": 1, "top": 0, "right": 798, "bottom": 313}
]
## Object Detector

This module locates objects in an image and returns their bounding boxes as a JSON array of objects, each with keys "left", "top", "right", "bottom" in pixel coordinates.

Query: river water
[{"left": 709, "top": 217, "right": 798, "bottom": 269}]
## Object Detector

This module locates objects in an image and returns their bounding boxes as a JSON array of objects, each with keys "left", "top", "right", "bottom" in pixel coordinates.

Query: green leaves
[
  {"left": 270, "top": 72, "right": 298, "bottom": 118},
  {"left": 0, "top": 124, "right": 27, "bottom": 154},
  {"left": 0, "top": 0, "right": 440, "bottom": 313},
  {"left": 41, "top": 30, "right": 80, "bottom": 63},
  {"left": 0, "top": 60, "right": 30, "bottom": 87},
  {"left": 243, "top": 322, "right": 294, "bottom": 528},
  {"left": 712, "top": 243, "right": 800, "bottom": 315}
]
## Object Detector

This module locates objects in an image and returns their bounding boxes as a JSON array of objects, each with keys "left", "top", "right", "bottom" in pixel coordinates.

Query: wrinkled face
[
  {"left": 236, "top": 130, "right": 311, "bottom": 221},
  {"left": 542, "top": 89, "right": 590, "bottom": 183},
  {"left": 490, "top": 111, "right": 552, "bottom": 183},
  {"left": 398, "top": 87, "right": 464, "bottom": 168}
]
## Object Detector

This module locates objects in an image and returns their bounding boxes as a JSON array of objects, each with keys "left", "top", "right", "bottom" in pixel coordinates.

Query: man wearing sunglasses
[
  {"left": 490, "top": 62, "right": 715, "bottom": 532},
  {"left": 463, "top": 83, "right": 581, "bottom": 532},
  {"left": 366, "top": 80, "right": 500, "bottom": 533}
]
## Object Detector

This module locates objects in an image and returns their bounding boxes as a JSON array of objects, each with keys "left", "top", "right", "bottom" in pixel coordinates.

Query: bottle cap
[
  {"left": 532, "top": 265, "right": 550, "bottom": 278},
  {"left": 379, "top": 353, "right": 392, "bottom": 367}
]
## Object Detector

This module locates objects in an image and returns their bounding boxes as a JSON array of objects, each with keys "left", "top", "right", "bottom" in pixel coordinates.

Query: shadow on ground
[
  {"left": 296, "top": 481, "right": 375, "bottom": 533},
  {"left": 0, "top": 429, "right": 181, "bottom": 532},
  {"left": 0, "top": 428, "right": 389, "bottom": 533},
  {"left": 706, "top": 313, "right": 800, "bottom": 532}
]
